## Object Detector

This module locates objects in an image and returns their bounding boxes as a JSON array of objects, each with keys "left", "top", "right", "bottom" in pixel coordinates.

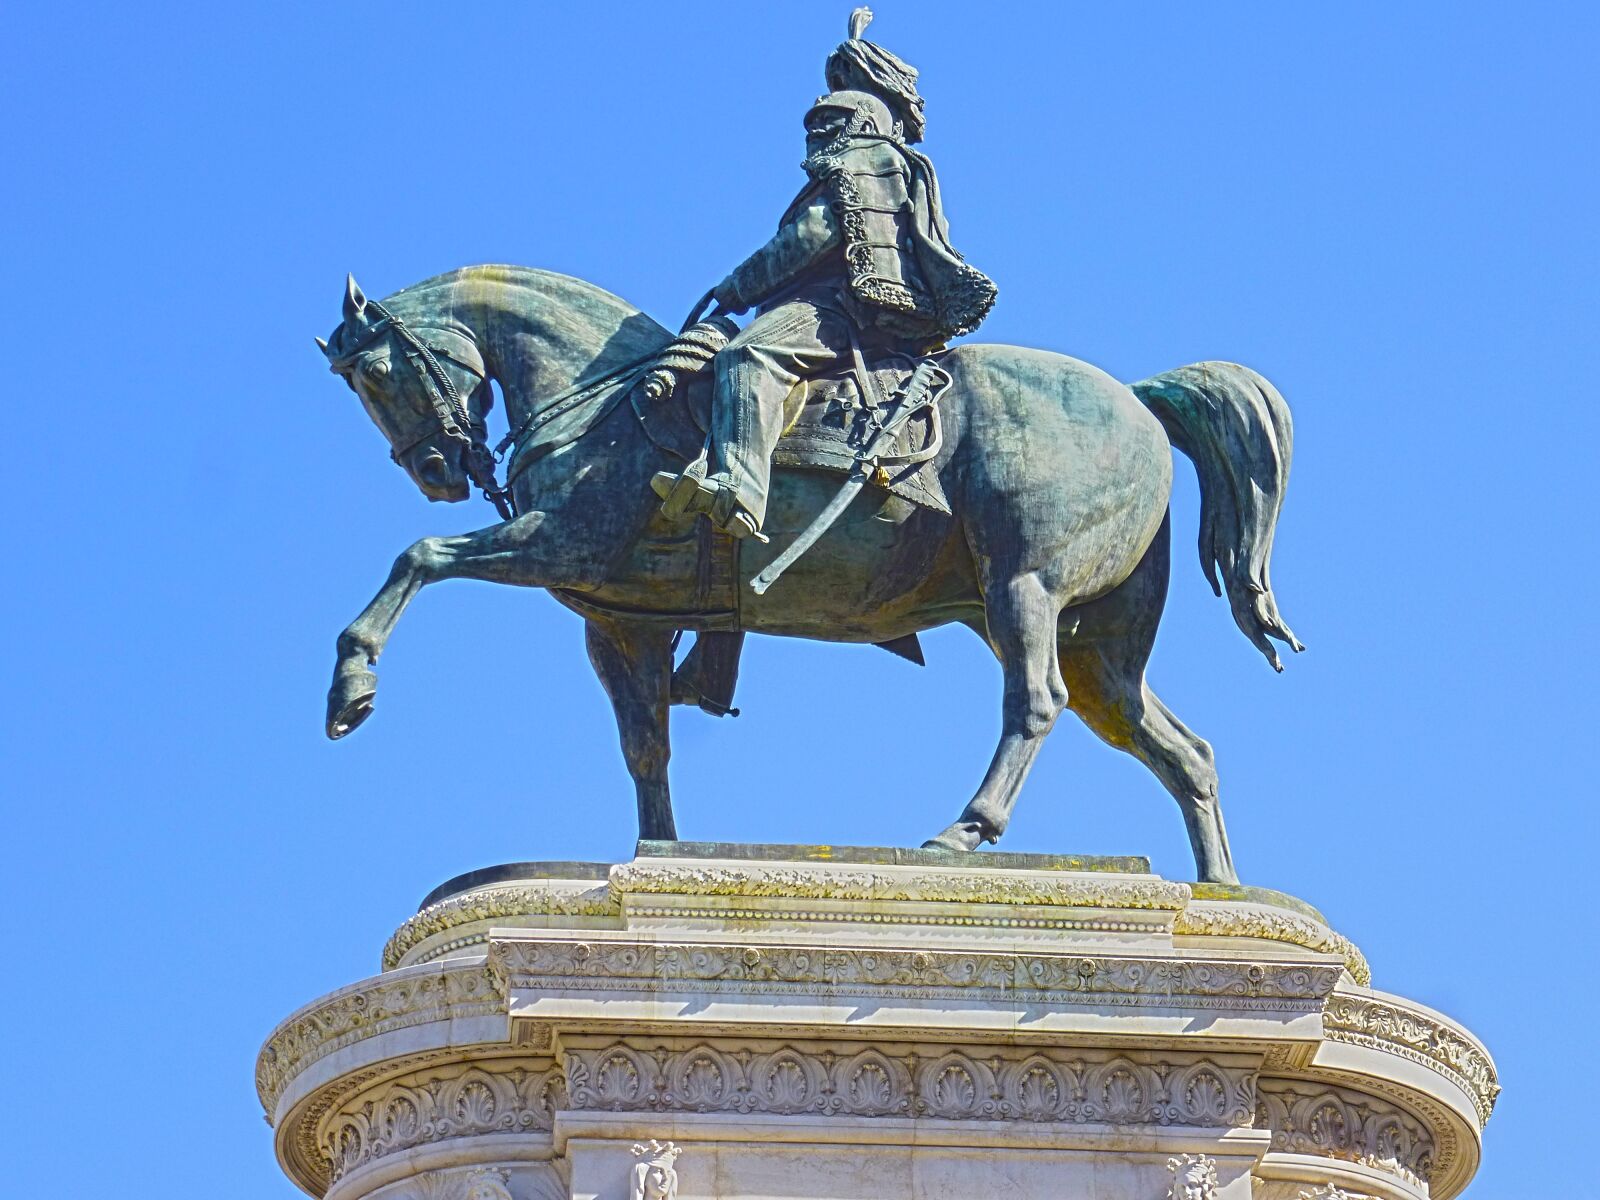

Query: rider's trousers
[{"left": 707, "top": 294, "right": 851, "bottom": 529}]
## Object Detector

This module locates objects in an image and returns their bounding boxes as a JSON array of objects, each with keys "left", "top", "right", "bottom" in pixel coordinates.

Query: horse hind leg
[
  {"left": 1056, "top": 529, "right": 1237, "bottom": 883},
  {"left": 1063, "top": 648, "right": 1234, "bottom": 884},
  {"left": 924, "top": 571, "right": 1069, "bottom": 851}
]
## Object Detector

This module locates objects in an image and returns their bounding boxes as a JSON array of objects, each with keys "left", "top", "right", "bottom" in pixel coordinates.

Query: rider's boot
[{"left": 651, "top": 461, "right": 766, "bottom": 541}]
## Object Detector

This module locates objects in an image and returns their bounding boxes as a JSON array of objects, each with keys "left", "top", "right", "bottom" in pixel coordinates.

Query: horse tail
[{"left": 1133, "top": 361, "right": 1304, "bottom": 670}]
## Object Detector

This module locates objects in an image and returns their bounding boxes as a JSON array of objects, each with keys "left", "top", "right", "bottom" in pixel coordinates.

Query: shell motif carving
[
  {"left": 318, "top": 1062, "right": 564, "bottom": 1184},
  {"left": 1257, "top": 1083, "right": 1434, "bottom": 1188},
  {"left": 562, "top": 1042, "right": 1255, "bottom": 1127}
]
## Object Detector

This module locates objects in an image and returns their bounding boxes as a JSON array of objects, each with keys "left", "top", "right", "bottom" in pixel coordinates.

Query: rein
[{"left": 329, "top": 299, "right": 515, "bottom": 520}]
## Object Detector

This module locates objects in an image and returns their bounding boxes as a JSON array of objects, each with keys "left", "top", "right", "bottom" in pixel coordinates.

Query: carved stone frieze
[
  {"left": 384, "top": 884, "right": 619, "bottom": 970},
  {"left": 563, "top": 1040, "right": 1256, "bottom": 1127},
  {"left": 491, "top": 938, "right": 1341, "bottom": 1010},
  {"left": 608, "top": 863, "right": 1193, "bottom": 910},
  {"left": 1175, "top": 902, "right": 1370, "bottom": 986},
  {"left": 1295, "top": 1187, "right": 1367, "bottom": 1200},
  {"left": 1322, "top": 992, "right": 1499, "bottom": 1126},
  {"left": 319, "top": 1058, "right": 565, "bottom": 1185},
  {"left": 1257, "top": 1080, "right": 1433, "bottom": 1189},
  {"left": 257, "top": 963, "right": 503, "bottom": 1117}
]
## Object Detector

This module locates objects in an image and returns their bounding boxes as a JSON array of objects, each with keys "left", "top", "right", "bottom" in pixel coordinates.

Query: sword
[{"left": 750, "top": 358, "right": 942, "bottom": 596}]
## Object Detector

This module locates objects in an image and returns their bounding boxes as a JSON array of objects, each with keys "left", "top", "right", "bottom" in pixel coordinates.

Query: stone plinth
[{"left": 257, "top": 844, "right": 1496, "bottom": 1200}]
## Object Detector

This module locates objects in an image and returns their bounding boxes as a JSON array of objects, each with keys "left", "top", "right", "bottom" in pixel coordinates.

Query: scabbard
[
  {"left": 748, "top": 470, "right": 868, "bottom": 596},
  {"left": 749, "top": 358, "right": 943, "bottom": 596}
]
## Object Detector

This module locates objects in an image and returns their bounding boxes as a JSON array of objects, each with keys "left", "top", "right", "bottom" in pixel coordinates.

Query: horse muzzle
[{"left": 406, "top": 444, "right": 471, "bottom": 502}]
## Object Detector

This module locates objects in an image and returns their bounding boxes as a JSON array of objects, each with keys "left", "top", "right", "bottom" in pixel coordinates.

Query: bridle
[{"left": 328, "top": 299, "right": 515, "bottom": 519}]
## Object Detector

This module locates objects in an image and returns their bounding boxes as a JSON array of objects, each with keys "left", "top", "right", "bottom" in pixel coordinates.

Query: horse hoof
[
  {"left": 921, "top": 821, "right": 987, "bottom": 853},
  {"left": 327, "top": 665, "right": 378, "bottom": 740}
]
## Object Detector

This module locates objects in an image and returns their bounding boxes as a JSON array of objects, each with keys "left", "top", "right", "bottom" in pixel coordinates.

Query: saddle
[{"left": 646, "top": 321, "right": 952, "bottom": 514}]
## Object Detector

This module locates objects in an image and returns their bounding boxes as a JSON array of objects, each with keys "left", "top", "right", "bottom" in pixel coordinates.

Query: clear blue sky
[{"left": 4, "top": 3, "right": 1593, "bottom": 1195}]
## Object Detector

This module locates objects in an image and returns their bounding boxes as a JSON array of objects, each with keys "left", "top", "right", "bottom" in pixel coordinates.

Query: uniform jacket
[{"left": 722, "top": 134, "right": 996, "bottom": 346}]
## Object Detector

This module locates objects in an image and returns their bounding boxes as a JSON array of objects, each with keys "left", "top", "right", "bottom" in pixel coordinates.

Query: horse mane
[{"left": 388, "top": 264, "right": 661, "bottom": 329}]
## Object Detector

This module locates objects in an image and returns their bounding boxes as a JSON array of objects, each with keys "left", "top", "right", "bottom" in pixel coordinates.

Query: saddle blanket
[{"left": 774, "top": 361, "right": 950, "bottom": 514}]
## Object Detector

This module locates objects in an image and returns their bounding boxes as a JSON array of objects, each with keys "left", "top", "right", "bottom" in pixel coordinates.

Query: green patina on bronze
[
  {"left": 317, "top": 11, "right": 1305, "bottom": 887},
  {"left": 637, "top": 840, "right": 1151, "bottom": 875},
  {"left": 419, "top": 861, "right": 613, "bottom": 911},
  {"left": 1189, "top": 882, "right": 1328, "bottom": 924}
]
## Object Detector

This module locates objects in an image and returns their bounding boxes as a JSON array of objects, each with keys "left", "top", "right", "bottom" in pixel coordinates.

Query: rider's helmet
[
  {"left": 804, "top": 89, "right": 897, "bottom": 142},
  {"left": 825, "top": 8, "right": 926, "bottom": 143}
]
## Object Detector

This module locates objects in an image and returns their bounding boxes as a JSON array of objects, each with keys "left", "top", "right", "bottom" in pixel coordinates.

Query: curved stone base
[{"left": 258, "top": 845, "right": 1496, "bottom": 1200}]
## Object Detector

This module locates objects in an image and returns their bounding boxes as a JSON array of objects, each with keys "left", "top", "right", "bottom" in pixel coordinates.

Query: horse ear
[
  {"left": 315, "top": 335, "right": 330, "bottom": 354},
  {"left": 343, "top": 274, "right": 368, "bottom": 323}
]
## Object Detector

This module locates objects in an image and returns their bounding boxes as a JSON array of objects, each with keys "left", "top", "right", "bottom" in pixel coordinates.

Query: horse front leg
[
  {"left": 326, "top": 513, "right": 560, "bottom": 738},
  {"left": 585, "top": 617, "right": 678, "bottom": 840}
]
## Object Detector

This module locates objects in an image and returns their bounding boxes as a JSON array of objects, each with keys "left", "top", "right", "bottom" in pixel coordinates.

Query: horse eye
[{"left": 365, "top": 359, "right": 391, "bottom": 380}]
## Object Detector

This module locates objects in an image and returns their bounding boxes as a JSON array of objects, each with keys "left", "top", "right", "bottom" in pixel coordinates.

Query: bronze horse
[{"left": 320, "top": 266, "right": 1301, "bottom": 883}]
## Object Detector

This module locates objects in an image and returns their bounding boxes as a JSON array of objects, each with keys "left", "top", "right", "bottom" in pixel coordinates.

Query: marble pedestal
[{"left": 257, "top": 844, "right": 1497, "bottom": 1200}]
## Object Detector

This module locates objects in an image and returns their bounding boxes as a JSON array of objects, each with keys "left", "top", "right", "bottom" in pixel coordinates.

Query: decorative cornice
[
  {"left": 1322, "top": 992, "right": 1499, "bottom": 1127},
  {"left": 384, "top": 884, "right": 618, "bottom": 970},
  {"left": 564, "top": 1040, "right": 1256, "bottom": 1127},
  {"left": 608, "top": 863, "right": 1193, "bottom": 910},
  {"left": 1257, "top": 1079, "right": 1434, "bottom": 1189},
  {"left": 320, "top": 1059, "right": 564, "bottom": 1185},
  {"left": 1175, "top": 901, "right": 1371, "bottom": 986},
  {"left": 490, "top": 938, "right": 1342, "bottom": 1011},
  {"left": 257, "top": 964, "right": 503, "bottom": 1117},
  {"left": 623, "top": 903, "right": 1172, "bottom": 935}
]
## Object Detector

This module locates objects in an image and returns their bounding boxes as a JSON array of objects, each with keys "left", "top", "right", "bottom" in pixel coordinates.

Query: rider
[{"left": 652, "top": 20, "right": 995, "bottom": 540}]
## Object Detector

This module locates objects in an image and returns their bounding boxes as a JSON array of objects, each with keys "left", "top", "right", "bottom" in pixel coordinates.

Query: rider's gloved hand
[{"left": 711, "top": 276, "right": 749, "bottom": 317}]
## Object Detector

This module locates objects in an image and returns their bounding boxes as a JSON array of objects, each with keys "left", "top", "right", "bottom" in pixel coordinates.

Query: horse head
[{"left": 319, "top": 274, "right": 493, "bottom": 504}]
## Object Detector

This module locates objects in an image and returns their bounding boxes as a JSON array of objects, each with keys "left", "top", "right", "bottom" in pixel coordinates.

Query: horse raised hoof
[
  {"left": 327, "top": 662, "right": 379, "bottom": 740},
  {"left": 921, "top": 820, "right": 993, "bottom": 853}
]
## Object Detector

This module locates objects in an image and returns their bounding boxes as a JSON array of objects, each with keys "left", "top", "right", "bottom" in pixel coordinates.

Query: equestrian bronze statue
[{"left": 316, "top": 11, "right": 1302, "bottom": 884}]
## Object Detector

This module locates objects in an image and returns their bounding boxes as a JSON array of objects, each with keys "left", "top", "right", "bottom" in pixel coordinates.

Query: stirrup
[{"left": 651, "top": 463, "right": 716, "bottom": 519}]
